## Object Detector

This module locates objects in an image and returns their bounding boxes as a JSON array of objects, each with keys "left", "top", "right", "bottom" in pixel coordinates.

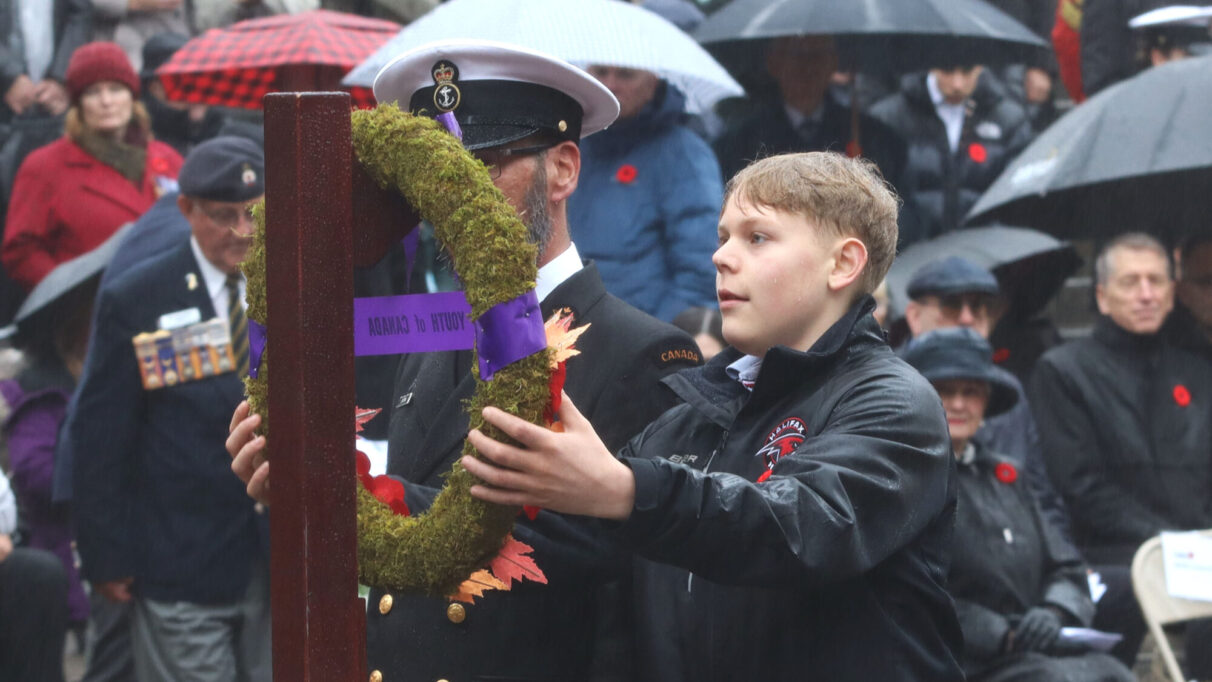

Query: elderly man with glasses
[{"left": 68, "top": 136, "right": 273, "bottom": 682}]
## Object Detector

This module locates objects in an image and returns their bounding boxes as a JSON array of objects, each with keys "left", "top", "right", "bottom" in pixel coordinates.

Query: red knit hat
[{"left": 65, "top": 42, "right": 141, "bottom": 103}]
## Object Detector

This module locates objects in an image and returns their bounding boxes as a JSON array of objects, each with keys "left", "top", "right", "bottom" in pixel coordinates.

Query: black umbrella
[
  {"left": 966, "top": 54, "right": 1212, "bottom": 242},
  {"left": 885, "top": 225, "right": 1082, "bottom": 323},
  {"left": 1, "top": 222, "right": 134, "bottom": 341},
  {"left": 694, "top": 0, "right": 1049, "bottom": 71}
]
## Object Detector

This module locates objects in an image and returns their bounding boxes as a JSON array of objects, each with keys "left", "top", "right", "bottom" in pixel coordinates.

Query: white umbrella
[{"left": 342, "top": 0, "right": 744, "bottom": 115}]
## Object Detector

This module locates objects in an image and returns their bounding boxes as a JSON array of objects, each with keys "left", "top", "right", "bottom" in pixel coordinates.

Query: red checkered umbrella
[{"left": 156, "top": 9, "right": 400, "bottom": 110}]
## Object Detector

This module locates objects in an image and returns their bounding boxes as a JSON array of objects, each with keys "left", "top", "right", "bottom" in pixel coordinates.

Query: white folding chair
[{"left": 1131, "top": 531, "right": 1212, "bottom": 682}]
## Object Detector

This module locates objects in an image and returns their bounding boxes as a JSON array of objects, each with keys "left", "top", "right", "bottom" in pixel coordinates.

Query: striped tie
[{"left": 227, "top": 273, "right": 249, "bottom": 379}]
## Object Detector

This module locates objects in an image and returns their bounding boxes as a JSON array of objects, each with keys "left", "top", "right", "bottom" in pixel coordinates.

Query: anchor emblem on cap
[{"left": 431, "top": 60, "right": 461, "bottom": 113}]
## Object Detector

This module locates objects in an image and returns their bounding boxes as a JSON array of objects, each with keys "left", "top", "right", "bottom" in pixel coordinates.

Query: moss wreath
[{"left": 243, "top": 104, "right": 554, "bottom": 598}]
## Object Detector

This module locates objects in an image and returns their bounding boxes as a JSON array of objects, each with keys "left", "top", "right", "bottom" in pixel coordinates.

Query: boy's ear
[
  {"left": 546, "top": 141, "right": 580, "bottom": 204},
  {"left": 827, "top": 237, "right": 868, "bottom": 292}
]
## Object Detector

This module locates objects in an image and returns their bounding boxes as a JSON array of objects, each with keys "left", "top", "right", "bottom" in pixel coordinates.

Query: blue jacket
[{"left": 568, "top": 84, "right": 721, "bottom": 322}]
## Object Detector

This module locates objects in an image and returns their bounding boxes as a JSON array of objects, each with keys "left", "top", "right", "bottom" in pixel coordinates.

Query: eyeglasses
[
  {"left": 935, "top": 293, "right": 993, "bottom": 318},
  {"left": 200, "top": 203, "right": 258, "bottom": 233},
  {"left": 472, "top": 143, "right": 555, "bottom": 179}
]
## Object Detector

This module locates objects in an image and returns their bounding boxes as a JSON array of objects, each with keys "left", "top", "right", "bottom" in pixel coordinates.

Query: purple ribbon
[
  {"left": 435, "top": 111, "right": 463, "bottom": 141},
  {"left": 474, "top": 290, "right": 545, "bottom": 381},
  {"left": 402, "top": 229, "right": 419, "bottom": 289},
  {"left": 248, "top": 320, "right": 267, "bottom": 379},
  {"left": 355, "top": 292, "right": 473, "bottom": 356},
  {"left": 254, "top": 289, "right": 545, "bottom": 380}
]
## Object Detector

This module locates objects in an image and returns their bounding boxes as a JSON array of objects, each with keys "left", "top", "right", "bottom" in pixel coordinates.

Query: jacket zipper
[{"left": 688, "top": 428, "right": 730, "bottom": 593}]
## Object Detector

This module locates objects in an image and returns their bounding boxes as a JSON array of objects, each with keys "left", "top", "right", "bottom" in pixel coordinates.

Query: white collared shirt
[
  {"left": 927, "top": 72, "right": 966, "bottom": 154},
  {"left": 190, "top": 236, "right": 245, "bottom": 317},
  {"left": 726, "top": 353, "right": 764, "bottom": 392},
  {"left": 783, "top": 102, "right": 826, "bottom": 138},
  {"left": 535, "top": 242, "right": 583, "bottom": 303}
]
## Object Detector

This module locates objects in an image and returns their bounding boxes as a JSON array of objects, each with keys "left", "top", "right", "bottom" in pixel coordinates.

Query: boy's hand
[
  {"left": 227, "top": 400, "right": 270, "bottom": 506},
  {"left": 463, "top": 392, "right": 636, "bottom": 521}
]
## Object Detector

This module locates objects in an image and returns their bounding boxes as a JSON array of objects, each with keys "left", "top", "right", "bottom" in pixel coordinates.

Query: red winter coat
[{"left": 2, "top": 137, "right": 182, "bottom": 290}]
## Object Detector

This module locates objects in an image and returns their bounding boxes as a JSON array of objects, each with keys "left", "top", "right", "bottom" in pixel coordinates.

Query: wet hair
[
  {"left": 1094, "top": 232, "right": 1172, "bottom": 284},
  {"left": 722, "top": 152, "right": 900, "bottom": 295}
]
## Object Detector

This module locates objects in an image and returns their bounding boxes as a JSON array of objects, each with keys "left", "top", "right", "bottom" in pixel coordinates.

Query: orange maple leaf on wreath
[{"left": 449, "top": 569, "right": 508, "bottom": 604}]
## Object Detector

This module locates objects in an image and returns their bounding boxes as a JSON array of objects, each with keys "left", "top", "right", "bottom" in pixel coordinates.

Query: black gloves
[{"left": 1013, "top": 606, "right": 1063, "bottom": 653}]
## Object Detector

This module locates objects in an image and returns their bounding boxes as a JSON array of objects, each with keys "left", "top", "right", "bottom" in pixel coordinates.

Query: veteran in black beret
[
  {"left": 228, "top": 38, "right": 705, "bottom": 682},
  {"left": 903, "top": 328, "right": 1135, "bottom": 682},
  {"left": 68, "top": 133, "right": 271, "bottom": 681}
]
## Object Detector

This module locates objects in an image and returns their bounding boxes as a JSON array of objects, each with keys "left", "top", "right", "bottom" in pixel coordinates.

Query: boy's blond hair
[{"left": 723, "top": 152, "right": 899, "bottom": 296}]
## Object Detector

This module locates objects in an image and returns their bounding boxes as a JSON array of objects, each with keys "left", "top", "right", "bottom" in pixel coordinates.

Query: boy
[{"left": 464, "top": 152, "right": 965, "bottom": 680}]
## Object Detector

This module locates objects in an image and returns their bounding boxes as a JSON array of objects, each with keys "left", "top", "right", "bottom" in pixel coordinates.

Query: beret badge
[{"left": 431, "top": 60, "right": 461, "bottom": 113}]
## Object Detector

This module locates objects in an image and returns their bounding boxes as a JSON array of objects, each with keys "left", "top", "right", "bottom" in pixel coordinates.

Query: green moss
[{"left": 244, "top": 104, "right": 554, "bottom": 597}]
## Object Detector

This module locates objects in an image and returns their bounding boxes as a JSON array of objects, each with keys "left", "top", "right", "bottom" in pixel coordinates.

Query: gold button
[
  {"left": 378, "top": 594, "right": 393, "bottom": 615},
  {"left": 557, "top": 120, "right": 568, "bottom": 132},
  {"left": 446, "top": 603, "right": 466, "bottom": 624},
  {"left": 369, "top": 671, "right": 382, "bottom": 682}
]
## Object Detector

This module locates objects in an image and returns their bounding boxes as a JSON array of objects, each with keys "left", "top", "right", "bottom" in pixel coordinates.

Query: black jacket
[
  {"left": 0, "top": 0, "right": 92, "bottom": 119},
  {"left": 950, "top": 443, "right": 1093, "bottom": 675},
  {"left": 869, "top": 73, "right": 1034, "bottom": 246},
  {"left": 1081, "top": 0, "right": 1169, "bottom": 97},
  {"left": 365, "top": 261, "right": 702, "bottom": 682},
  {"left": 1030, "top": 316, "right": 1212, "bottom": 563},
  {"left": 612, "top": 299, "right": 964, "bottom": 681},
  {"left": 712, "top": 90, "right": 908, "bottom": 191}
]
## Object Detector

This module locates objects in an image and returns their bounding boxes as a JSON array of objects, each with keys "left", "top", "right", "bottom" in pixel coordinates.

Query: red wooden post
[{"left": 263, "top": 92, "right": 365, "bottom": 682}]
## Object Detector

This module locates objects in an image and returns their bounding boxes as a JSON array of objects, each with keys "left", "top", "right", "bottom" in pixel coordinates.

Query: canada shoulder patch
[
  {"left": 657, "top": 345, "right": 702, "bottom": 367},
  {"left": 754, "top": 416, "right": 808, "bottom": 474}
]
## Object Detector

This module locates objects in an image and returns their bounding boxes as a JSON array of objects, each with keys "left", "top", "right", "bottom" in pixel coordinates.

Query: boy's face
[{"left": 713, "top": 197, "right": 840, "bottom": 356}]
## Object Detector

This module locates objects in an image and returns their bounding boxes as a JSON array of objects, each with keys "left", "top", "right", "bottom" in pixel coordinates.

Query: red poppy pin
[
  {"left": 968, "top": 143, "right": 988, "bottom": 163},
  {"left": 1174, "top": 384, "right": 1191, "bottom": 407},
  {"left": 992, "top": 348, "right": 1011, "bottom": 364},
  {"left": 995, "top": 462, "right": 1018, "bottom": 484},
  {"left": 615, "top": 164, "right": 637, "bottom": 184},
  {"left": 151, "top": 156, "right": 170, "bottom": 174}
]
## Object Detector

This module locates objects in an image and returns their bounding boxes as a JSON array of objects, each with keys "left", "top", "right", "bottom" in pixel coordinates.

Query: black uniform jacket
[
  {"left": 70, "top": 238, "right": 265, "bottom": 603},
  {"left": 1030, "top": 316, "right": 1212, "bottom": 563},
  {"left": 612, "top": 299, "right": 965, "bottom": 681},
  {"left": 365, "top": 261, "right": 702, "bottom": 682},
  {"left": 949, "top": 443, "right": 1093, "bottom": 674}
]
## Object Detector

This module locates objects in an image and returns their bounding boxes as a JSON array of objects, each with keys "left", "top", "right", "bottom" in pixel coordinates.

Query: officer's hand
[
  {"left": 97, "top": 577, "right": 134, "bottom": 604},
  {"left": 228, "top": 400, "right": 270, "bottom": 506},
  {"left": 1013, "top": 606, "right": 1063, "bottom": 653},
  {"left": 0, "top": 533, "right": 11, "bottom": 562}
]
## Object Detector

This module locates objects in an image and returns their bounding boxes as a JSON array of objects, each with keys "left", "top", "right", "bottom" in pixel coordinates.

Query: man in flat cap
[
  {"left": 70, "top": 136, "right": 271, "bottom": 682},
  {"left": 230, "top": 39, "right": 702, "bottom": 681},
  {"left": 902, "top": 256, "right": 1070, "bottom": 538}
]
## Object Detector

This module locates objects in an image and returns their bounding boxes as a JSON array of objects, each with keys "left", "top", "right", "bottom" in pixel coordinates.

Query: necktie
[{"left": 227, "top": 273, "right": 249, "bottom": 379}]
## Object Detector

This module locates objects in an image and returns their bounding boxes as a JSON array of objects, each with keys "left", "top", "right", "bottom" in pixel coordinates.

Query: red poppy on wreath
[
  {"left": 1174, "top": 384, "right": 1191, "bottom": 407},
  {"left": 968, "top": 143, "right": 988, "bottom": 163},
  {"left": 995, "top": 461, "right": 1018, "bottom": 484},
  {"left": 992, "top": 347, "right": 1011, "bottom": 364},
  {"left": 615, "top": 164, "right": 637, "bottom": 184}
]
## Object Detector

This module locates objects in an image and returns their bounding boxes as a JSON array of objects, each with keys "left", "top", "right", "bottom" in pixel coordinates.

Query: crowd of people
[{"left": 2, "top": 0, "right": 1211, "bottom": 681}]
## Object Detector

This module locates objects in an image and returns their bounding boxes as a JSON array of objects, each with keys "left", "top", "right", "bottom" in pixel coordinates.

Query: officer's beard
[{"left": 522, "top": 154, "right": 553, "bottom": 261}]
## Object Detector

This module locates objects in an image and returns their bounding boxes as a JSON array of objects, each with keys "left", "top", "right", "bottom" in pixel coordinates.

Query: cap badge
[
  {"left": 241, "top": 163, "right": 257, "bottom": 187},
  {"left": 431, "top": 60, "right": 461, "bottom": 113}
]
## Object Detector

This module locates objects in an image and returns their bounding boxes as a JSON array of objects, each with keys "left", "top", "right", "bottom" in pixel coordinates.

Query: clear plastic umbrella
[{"left": 342, "top": 0, "right": 744, "bottom": 115}]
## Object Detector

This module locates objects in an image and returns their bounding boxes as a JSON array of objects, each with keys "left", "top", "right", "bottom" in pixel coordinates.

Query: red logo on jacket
[{"left": 754, "top": 417, "right": 807, "bottom": 481}]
